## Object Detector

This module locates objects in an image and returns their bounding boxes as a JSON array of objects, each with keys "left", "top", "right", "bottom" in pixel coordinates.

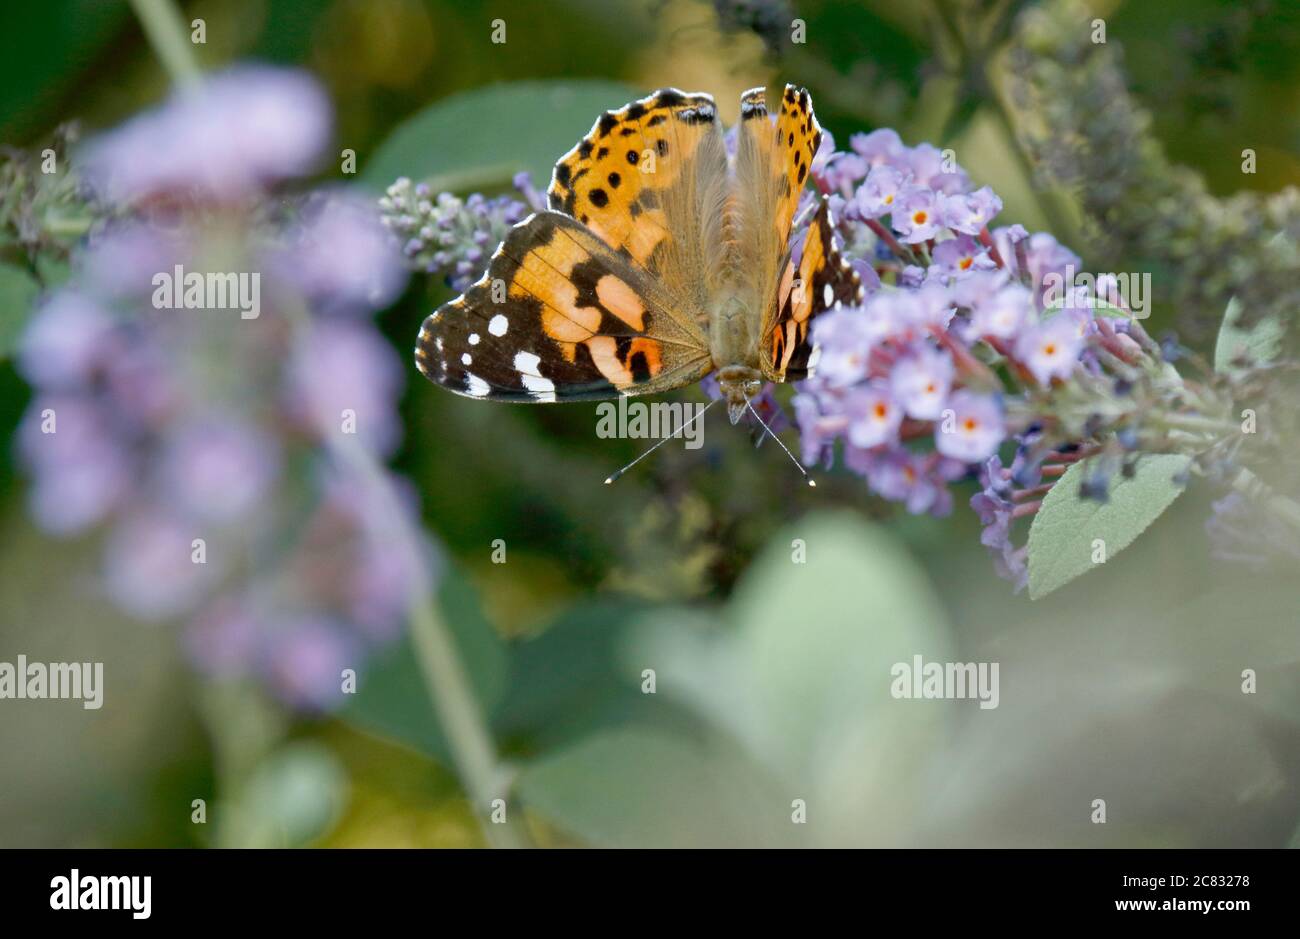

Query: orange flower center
[
  {"left": 1044, "top": 343, "right": 1057, "bottom": 356},
  {"left": 913, "top": 211, "right": 928, "bottom": 224},
  {"left": 959, "top": 257, "right": 973, "bottom": 270},
  {"left": 963, "top": 418, "right": 978, "bottom": 432},
  {"left": 874, "top": 402, "right": 889, "bottom": 420}
]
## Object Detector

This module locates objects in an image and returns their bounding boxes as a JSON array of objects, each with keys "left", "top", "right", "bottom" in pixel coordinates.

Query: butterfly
[{"left": 414, "top": 84, "right": 862, "bottom": 426}]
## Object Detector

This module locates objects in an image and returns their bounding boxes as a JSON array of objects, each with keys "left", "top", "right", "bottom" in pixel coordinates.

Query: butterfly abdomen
[{"left": 708, "top": 291, "right": 760, "bottom": 371}]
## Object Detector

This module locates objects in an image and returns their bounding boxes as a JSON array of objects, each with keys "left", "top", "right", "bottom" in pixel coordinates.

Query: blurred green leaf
[
  {"left": 516, "top": 727, "right": 784, "bottom": 848},
  {"left": 342, "top": 568, "right": 507, "bottom": 763},
  {"left": 0, "top": 261, "right": 40, "bottom": 359},
  {"left": 634, "top": 513, "right": 953, "bottom": 779},
  {"left": 221, "top": 742, "right": 348, "bottom": 848},
  {"left": 360, "top": 79, "right": 639, "bottom": 193},
  {"left": 520, "top": 513, "right": 955, "bottom": 846},
  {"left": 491, "top": 597, "right": 694, "bottom": 750},
  {"left": 0, "top": 0, "right": 127, "bottom": 139},
  {"left": 1027, "top": 454, "right": 1192, "bottom": 600},
  {"left": 1214, "top": 297, "right": 1282, "bottom": 377}
]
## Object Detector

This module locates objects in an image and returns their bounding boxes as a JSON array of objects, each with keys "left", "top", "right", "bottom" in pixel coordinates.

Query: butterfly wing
[
  {"left": 762, "top": 194, "right": 864, "bottom": 382},
  {"left": 415, "top": 211, "right": 713, "bottom": 402},
  {"left": 729, "top": 84, "right": 862, "bottom": 382},
  {"left": 547, "top": 88, "right": 730, "bottom": 330}
]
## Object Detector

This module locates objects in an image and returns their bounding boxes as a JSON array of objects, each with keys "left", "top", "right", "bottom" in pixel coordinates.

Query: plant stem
[
  {"left": 288, "top": 305, "right": 528, "bottom": 849},
  {"left": 127, "top": 2, "right": 525, "bottom": 845},
  {"left": 128, "top": 0, "right": 202, "bottom": 88}
]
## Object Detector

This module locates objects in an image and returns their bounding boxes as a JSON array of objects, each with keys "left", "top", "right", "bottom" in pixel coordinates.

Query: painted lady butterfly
[{"left": 414, "top": 84, "right": 862, "bottom": 426}]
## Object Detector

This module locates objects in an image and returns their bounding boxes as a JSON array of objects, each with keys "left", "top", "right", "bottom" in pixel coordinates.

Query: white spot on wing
[
  {"left": 468, "top": 333, "right": 480, "bottom": 345},
  {"left": 462, "top": 353, "right": 472, "bottom": 366},
  {"left": 465, "top": 374, "right": 490, "bottom": 397},
  {"left": 515, "top": 351, "right": 556, "bottom": 402},
  {"left": 807, "top": 344, "right": 821, "bottom": 376},
  {"left": 823, "top": 283, "right": 834, "bottom": 307},
  {"left": 489, "top": 314, "right": 509, "bottom": 337}
]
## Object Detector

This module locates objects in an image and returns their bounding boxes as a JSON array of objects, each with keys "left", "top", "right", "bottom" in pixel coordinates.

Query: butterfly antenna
[
  {"left": 746, "top": 398, "right": 816, "bottom": 487},
  {"left": 603, "top": 399, "right": 717, "bottom": 485}
]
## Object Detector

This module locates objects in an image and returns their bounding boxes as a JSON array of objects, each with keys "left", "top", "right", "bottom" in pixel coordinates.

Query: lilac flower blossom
[
  {"left": 380, "top": 177, "right": 531, "bottom": 292},
  {"left": 789, "top": 126, "right": 1218, "bottom": 585},
  {"left": 15, "top": 66, "right": 428, "bottom": 711},
  {"left": 82, "top": 66, "right": 330, "bottom": 204},
  {"left": 934, "top": 390, "right": 1005, "bottom": 463}
]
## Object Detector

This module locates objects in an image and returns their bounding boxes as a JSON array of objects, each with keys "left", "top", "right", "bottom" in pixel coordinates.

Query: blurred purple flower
[
  {"left": 261, "top": 617, "right": 361, "bottom": 712},
  {"left": 83, "top": 65, "right": 330, "bottom": 204},
  {"left": 277, "top": 189, "right": 407, "bottom": 314},
  {"left": 159, "top": 414, "right": 282, "bottom": 524},
  {"left": 17, "top": 291, "right": 113, "bottom": 388},
  {"left": 104, "top": 509, "right": 218, "bottom": 621},
  {"left": 15, "top": 63, "right": 437, "bottom": 711},
  {"left": 285, "top": 318, "right": 405, "bottom": 457}
]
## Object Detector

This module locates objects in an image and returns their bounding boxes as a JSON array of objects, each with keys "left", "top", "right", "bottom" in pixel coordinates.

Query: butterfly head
[{"left": 716, "top": 364, "right": 765, "bottom": 426}]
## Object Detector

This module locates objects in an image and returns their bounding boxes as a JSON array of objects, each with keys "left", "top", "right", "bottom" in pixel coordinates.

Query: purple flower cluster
[
  {"left": 380, "top": 173, "right": 541, "bottom": 292},
  {"left": 796, "top": 129, "right": 1158, "bottom": 583},
  {"left": 16, "top": 66, "right": 431, "bottom": 710}
]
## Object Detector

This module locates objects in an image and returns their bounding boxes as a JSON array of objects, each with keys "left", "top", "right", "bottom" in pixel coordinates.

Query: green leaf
[
  {"left": 1027, "top": 454, "right": 1192, "bottom": 600},
  {"left": 491, "top": 597, "right": 700, "bottom": 750},
  {"left": 360, "top": 80, "right": 639, "bottom": 194},
  {"left": 0, "top": 260, "right": 41, "bottom": 359},
  {"left": 515, "top": 727, "right": 785, "bottom": 848},
  {"left": 0, "top": 1, "right": 128, "bottom": 138},
  {"left": 222, "top": 742, "right": 348, "bottom": 848},
  {"left": 621, "top": 513, "right": 954, "bottom": 844},
  {"left": 342, "top": 568, "right": 508, "bottom": 764},
  {"left": 1214, "top": 297, "right": 1282, "bottom": 376}
]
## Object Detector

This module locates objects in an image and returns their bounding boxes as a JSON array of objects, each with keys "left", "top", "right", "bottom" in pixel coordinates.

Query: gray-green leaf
[
  {"left": 1214, "top": 297, "right": 1282, "bottom": 377},
  {"left": 1027, "top": 454, "right": 1192, "bottom": 600},
  {"left": 360, "top": 80, "right": 639, "bottom": 195}
]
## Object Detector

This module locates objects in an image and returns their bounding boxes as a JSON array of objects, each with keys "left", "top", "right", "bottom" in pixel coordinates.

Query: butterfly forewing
[
  {"left": 415, "top": 211, "right": 712, "bottom": 402},
  {"left": 547, "top": 88, "right": 730, "bottom": 329}
]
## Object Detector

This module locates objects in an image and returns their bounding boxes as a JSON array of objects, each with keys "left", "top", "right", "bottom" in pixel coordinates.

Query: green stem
[
  {"left": 288, "top": 305, "right": 528, "bottom": 849},
  {"left": 128, "top": 0, "right": 202, "bottom": 87},
  {"left": 131, "top": 0, "right": 527, "bottom": 849}
]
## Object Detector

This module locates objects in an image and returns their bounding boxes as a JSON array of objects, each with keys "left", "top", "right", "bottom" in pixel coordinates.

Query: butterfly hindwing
[
  {"left": 415, "top": 211, "right": 713, "bottom": 402},
  {"left": 547, "top": 88, "right": 730, "bottom": 326},
  {"left": 762, "top": 194, "right": 863, "bottom": 382},
  {"left": 732, "top": 84, "right": 833, "bottom": 383}
]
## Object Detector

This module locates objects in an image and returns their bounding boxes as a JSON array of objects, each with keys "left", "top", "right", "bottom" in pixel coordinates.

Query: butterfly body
[{"left": 414, "top": 84, "right": 862, "bottom": 422}]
